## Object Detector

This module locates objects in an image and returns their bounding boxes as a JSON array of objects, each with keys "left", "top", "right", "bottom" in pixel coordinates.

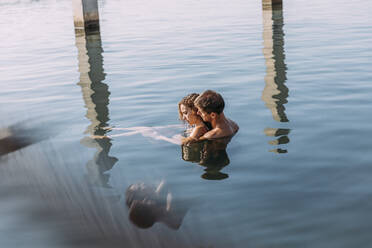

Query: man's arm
[
  {"left": 199, "top": 128, "right": 220, "bottom": 140},
  {"left": 182, "top": 126, "right": 208, "bottom": 144},
  {"left": 182, "top": 135, "right": 199, "bottom": 144},
  {"left": 200, "top": 120, "right": 238, "bottom": 140}
]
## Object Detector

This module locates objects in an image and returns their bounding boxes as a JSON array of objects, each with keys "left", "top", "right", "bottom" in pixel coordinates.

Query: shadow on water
[
  {"left": 181, "top": 138, "right": 231, "bottom": 180},
  {"left": 75, "top": 31, "right": 118, "bottom": 187},
  {"left": 261, "top": 2, "right": 291, "bottom": 154},
  {"left": 0, "top": 117, "right": 201, "bottom": 248},
  {"left": 0, "top": 124, "right": 43, "bottom": 157},
  {"left": 0, "top": 146, "right": 207, "bottom": 248},
  {"left": 0, "top": 90, "right": 203, "bottom": 247},
  {"left": 0, "top": 121, "right": 57, "bottom": 159}
]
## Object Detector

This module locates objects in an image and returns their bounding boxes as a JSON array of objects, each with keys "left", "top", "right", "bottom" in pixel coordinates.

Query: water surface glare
[{"left": 1, "top": 0, "right": 372, "bottom": 247}]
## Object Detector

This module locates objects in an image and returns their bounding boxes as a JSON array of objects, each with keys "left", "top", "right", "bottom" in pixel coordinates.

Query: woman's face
[{"left": 180, "top": 104, "right": 198, "bottom": 125}]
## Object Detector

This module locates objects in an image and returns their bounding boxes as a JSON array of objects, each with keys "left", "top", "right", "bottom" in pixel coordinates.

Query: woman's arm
[{"left": 182, "top": 126, "right": 208, "bottom": 145}]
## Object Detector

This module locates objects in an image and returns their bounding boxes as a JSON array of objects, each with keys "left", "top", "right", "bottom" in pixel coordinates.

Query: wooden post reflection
[
  {"left": 261, "top": 2, "right": 290, "bottom": 153},
  {"left": 75, "top": 31, "right": 118, "bottom": 187}
]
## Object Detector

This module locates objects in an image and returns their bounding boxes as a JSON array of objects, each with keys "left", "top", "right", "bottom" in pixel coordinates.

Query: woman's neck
[{"left": 193, "top": 118, "right": 206, "bottom": 127}]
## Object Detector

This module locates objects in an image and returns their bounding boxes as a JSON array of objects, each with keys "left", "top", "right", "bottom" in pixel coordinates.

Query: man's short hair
[{"left": 195, "top": 90, "right": 225, "bottom": 114}]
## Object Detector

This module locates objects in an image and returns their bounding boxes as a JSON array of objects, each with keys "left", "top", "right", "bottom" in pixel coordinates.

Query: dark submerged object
[
  {"left": 0, "top": 124, "right": 50, "bottom": 157},
  {"left": 0, "top": 134, "right": 32, "bottom": 156},
  {"left": 125, "top": 182, "right": 187, "bottom": 229}
]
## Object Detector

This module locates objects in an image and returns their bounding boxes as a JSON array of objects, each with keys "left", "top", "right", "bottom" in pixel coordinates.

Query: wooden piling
[
  {"left": 262, "top": 0, "right": 283, "bottom": 10},
  {"left": 72, "top": 0, "right": 100, "bottom": 35}
]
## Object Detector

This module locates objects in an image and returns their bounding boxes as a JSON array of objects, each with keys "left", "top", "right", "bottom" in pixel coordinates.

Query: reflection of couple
[
  {"left": 182, "top": 137, "right": 231, "bottom": 180},
  {"left": 178, "top": 90, "right": 239, "bottom": 144}
]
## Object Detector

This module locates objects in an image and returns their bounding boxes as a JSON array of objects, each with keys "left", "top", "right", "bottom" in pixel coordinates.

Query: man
[{"left": 195, "top": 90, "right": 239, "bottom": 140}]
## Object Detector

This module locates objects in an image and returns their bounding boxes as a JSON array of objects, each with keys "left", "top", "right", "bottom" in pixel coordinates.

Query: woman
[
  {"left": 178, "top": 93, "right": 211, "bottom": 144},
  {"left": 91, "top": 93, "right": 209, "bottom": 146}
]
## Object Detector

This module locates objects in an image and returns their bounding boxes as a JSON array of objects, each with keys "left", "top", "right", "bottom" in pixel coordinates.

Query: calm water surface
[{"left": 1, "top": 0, "right": 372, "bottom": 247}]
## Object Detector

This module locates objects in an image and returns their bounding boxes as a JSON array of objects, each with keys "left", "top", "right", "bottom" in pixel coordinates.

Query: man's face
[{"left": 196, "top": 107, "right": 211, "bottom": 122}]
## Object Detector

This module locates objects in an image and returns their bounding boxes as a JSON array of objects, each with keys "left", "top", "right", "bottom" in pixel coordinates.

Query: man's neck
[{"left": 211, "top": 112, "right": 227, "bottom": 128}]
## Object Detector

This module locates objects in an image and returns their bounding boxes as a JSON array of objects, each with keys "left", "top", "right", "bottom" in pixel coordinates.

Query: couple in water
[
  {"left": 178, "top": 90, "right": 239, "bottom": 144},
  {"left": 93, "top": 90, "right": 238, "bottom": 145}
]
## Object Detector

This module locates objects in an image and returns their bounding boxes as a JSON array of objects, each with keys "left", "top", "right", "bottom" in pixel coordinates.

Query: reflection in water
[
  {"left": 264, "top": 127, "right": 290, "bottom": 153},
  {"left": 75, "top": 31, "right": 117, "bottom": 187},
  {"left": 182, "top": 138, "right": 231, "bottom": 180},
  {"left": 125, "top": 181, "right": 188, "bottom": 230},
  {"left": 261, "top": 3, "right": 290, "bottom": 153}
]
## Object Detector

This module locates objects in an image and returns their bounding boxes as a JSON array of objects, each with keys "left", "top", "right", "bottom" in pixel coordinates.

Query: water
[{"left": 1, "top": 0, "right": 372, "bottom": 247}]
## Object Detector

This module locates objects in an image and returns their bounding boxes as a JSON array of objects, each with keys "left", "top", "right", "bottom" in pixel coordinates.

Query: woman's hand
[{"left": 181, "top": 136, "right": 197, "bottom": 145}]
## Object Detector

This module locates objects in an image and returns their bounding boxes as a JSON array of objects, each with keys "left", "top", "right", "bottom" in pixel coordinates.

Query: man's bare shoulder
[
  {"left": 228, "top": 119, "right": 239, "bottom": 133},
  {"left": 200, "top": 128, "right": 221, "bottom": 140}
]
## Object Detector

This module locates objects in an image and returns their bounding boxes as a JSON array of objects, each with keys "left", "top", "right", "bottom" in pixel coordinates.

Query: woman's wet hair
[
  {"left": 178, "top": 93, "right": 200, "bottom": 121},
  {"left": 178, "top": 93, "right": 212, "bottom": 130}
]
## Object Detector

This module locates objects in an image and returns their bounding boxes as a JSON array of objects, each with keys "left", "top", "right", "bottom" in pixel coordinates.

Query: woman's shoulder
[
  {"left": 195, "top": 124, "right": 209, "bottom": 132},
  {"left": 191, "top": 124, "right": 209, "bottom": 138}
]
